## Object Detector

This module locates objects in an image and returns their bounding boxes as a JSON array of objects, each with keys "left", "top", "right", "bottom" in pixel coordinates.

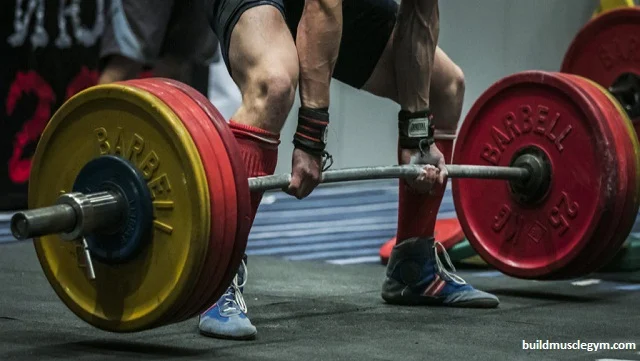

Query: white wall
[{"left": 210, "top": 0, "right": 596, "bottom": 174}]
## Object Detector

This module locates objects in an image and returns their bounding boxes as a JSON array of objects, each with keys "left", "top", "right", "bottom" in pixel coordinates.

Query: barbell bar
[
  {"left": 11, "top": 162, "right": 532, "bottom": 241},
  {"left": 247, "top": 163, "right": 531, "bottom": 191}
]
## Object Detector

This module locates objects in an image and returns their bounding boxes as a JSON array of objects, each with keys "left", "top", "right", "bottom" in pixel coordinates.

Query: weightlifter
[{"left": 198, "top": 0, "right": 500, "bottom": 340}]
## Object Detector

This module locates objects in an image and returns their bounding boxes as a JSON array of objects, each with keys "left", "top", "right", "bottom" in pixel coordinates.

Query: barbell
[
  {"left": 12, "top": 70, "right": 639, "bottom": 333},
  {"left": 10, "top": 9, "right": 640, "bottom": 331}
]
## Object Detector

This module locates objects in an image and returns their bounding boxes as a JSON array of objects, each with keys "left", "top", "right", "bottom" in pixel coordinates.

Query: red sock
[
  {"left": 229, "top": 121, "right": 279, "bottom": 225},
  {"left": 396, "top": 138, "right": 454, "bottom": 243}
]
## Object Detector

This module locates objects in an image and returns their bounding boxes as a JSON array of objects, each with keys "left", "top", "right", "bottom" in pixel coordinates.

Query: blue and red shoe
[{"left": 382, "top": 237, "right": 499, "bottom": 308}]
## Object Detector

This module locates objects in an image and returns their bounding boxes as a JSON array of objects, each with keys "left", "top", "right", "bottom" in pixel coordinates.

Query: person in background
[{"left": 99, "top": 0, "right": 215, "bottom": 85}]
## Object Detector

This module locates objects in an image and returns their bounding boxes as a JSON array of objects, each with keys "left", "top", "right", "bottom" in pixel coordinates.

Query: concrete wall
[{"left": 210, "top": 0, "right": 597, "bottom": 174}]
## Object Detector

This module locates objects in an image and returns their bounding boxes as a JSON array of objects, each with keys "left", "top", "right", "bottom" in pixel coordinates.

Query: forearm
[
  {"left": 296, "top": 0, "right": 342, "bottom": 109},
  {"left": 394, "top": 0, "right": 440, "bottom": 112}
]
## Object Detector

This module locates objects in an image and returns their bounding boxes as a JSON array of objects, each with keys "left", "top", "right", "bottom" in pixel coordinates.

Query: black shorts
[{"left": 204, "top": 0, "right": 398, "bottom": 89}]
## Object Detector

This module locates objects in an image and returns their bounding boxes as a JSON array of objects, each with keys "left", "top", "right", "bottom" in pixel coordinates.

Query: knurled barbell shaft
[
  {"left": 10, "top": 164, "right": 530, "bottom": 240},
  {"left": 247, "top": 164, "right": 531, "bottom": 192}
]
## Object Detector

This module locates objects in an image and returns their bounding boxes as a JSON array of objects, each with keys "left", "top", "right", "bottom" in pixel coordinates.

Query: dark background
[
  {"left": 0, "top": 1, "right": 209, "bottom": 210},
  {"left": 1, "top": 1, "right": 102, "bottom": 210}
]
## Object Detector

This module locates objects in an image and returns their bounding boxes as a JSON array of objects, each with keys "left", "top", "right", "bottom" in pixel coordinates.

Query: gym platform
[{"left": 1, "top": 181, "right": 639, "bottom": 361}]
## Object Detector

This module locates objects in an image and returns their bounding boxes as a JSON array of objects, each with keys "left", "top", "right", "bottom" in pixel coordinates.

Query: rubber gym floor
[{"left": 1, "top": 181, "right": 639, "bottom": 361}]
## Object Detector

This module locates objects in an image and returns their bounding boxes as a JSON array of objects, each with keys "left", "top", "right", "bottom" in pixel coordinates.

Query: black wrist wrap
[
  {"left": 293, "top": 107, "right": 329, "bottom": 156},
  {"left": 398, "top": 109, "right": 435, "bottom": 151}
]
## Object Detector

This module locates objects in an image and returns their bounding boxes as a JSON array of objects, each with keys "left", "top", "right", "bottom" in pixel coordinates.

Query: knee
[
  {"left": 444, "top": 65, "right": 465, "bottom": 106},
  {"left": 254, "top": 67, "right": 298, "bottom": 120},
  {"left": 436, "top": 65, "right": 465, "bottom": 133}
]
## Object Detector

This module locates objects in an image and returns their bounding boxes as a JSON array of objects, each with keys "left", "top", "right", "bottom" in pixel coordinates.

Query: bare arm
[{"left": 296, "top": 0, "right": 343, "bottom": 109}]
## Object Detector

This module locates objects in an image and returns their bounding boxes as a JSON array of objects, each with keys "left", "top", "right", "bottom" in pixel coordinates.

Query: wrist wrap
[
  {"left": 398, "top": 109, "right": 435, "bottom": 152},
  {"left": 293, "top": 107, "right": 329, "bottom": 156}
]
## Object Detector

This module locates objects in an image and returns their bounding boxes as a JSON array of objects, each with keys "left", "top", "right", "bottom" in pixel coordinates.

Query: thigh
[
  {"left": 429, "top": 48, "right": 463, "bottom": 102},
  {"left": 363, "top": 46, "right": 461, "bottom": 103},
  {"left": 280, "top": 0, "right": 397, "bottom": 89},
  {"left": 335, "top": 0, "right": 399, "bottom": 89},
  {"left": 205, "top": 0, "right": 288, "bottom": 74},
  {"left": 215, "top": 0, "right": 397, "bottom": 90},
  {"left": 220, "top": 3, "right": 299, "bottom": 130},
  {"left": 227, "top": 5, "right": 298, "bottom": 88},
  {"left": 100, "top": 0, "right": 175, "bottom": 65}
]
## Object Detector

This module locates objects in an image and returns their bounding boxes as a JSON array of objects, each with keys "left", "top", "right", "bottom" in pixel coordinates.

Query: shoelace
[
  {"left": 221, "top": 260, "right": 249, "bottom": 314},
  {"left": 433, "top": 241, "right": 467, "bottom": 285}
]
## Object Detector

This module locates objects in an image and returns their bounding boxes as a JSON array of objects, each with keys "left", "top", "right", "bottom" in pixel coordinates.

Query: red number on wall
[
  {"left": 65, "top": 66, "right": 99, "bottom": 100},
  {"left": 5, "top": 71, "right": 55, "bottom": 183}
]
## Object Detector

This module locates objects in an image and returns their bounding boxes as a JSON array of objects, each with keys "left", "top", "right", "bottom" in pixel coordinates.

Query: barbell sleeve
[
  {"left": 11, "top": 191, "right": 125, "bottom": 240},
  {"left": 247, "top": 164, "right": 531, "bottom": 192},
  {"left": 11, "top": 204, "right": 77, "bottom": 241}
]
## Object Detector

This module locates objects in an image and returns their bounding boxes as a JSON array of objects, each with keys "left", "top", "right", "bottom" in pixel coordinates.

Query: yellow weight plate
[
  {"left": 29, "top": 84, "right": 211, "bottom": 332},
  {"left": 592, "top": 0, "right": 635, "bottom": 18}
]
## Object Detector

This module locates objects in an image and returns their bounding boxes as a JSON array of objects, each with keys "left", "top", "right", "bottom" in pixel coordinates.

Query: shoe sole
[
  {"left": 199, "top": 329, "right": 257, "bottom": 341},
  {"left": 381, "top": 293, "right": 499, "bottom": 309}
]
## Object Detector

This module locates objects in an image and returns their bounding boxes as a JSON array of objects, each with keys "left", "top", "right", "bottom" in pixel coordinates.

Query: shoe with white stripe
[
  {"left": 381, "top": 237, "right": 499, "bottom": 308},
  {"left": 198, "top": 256, "right": 257, "bottom": 340}
]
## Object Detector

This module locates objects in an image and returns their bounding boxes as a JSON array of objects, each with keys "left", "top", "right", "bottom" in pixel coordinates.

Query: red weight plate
[
  {"left": 436, "top": 218, "right": 466, "bottom": 249},
  {"left": 148, "top": 79, "right": 243, "bottom": 320},
  {"left": 570, "top": 75, "right": 640, "bottom": 274},
  {"left": 556, "top": 74, "right": 640, "bottom": 278},
  {"left": 586, "top": 80, "right": 640, "bottom": 271},
  {"left": 124, "top": 80, "right": 227, "bottom": 323},
  {"left": 379, "top": 239, "right": 393, "bottom": 265},
  {"left": 555, "top": 74, "right": 633, "bottom": 277},
  {"left": 118, "top": 79, "right": 221, "bottom": 326},
  {"left": 143, "top": 79, "right": 241, "bottom": 321},
  {"left": 379, "top": 218, "right": 465, "bottom": 265},
  {"left": 124, "top": 79, "right": 234, "bottom": 322},
  {"left": 142, "top": 81, "right": 239, "bottom": 321},
  {"left": 452, "top": 71, "right": 620, "bottom": 279},
  {"left": 159, "top": 79, "right": 251, "bottom": 316},
  {"left": 561, "top": 8, "right": 640, "bottom": 130},
  {"left": 544, "top": 73, "right": 632, "bottom": 278}
]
